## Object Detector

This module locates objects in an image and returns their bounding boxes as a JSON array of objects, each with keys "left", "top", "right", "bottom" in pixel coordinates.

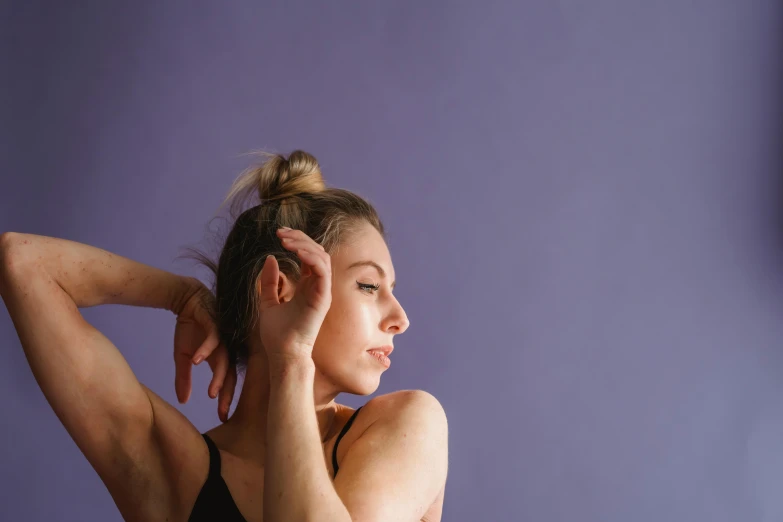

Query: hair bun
[
  {"left": 258, "top": 150, "right": 325, "bottom": 202},
  {"left": 218, "top": 149, "right": 327, "bottom": 218}
]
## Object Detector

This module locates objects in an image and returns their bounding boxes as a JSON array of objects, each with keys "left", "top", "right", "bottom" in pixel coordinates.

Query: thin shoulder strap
[
  {"left": 201, "top": 433, "right": 222, "bottom": 478},
  {"left": 332, "top": 406, "right": 363, "bottom": 478}
]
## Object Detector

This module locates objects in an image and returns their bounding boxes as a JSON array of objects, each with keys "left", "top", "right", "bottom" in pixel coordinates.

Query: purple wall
[{"left": 3, "top": 1, "right": 783, "bottom": 520}]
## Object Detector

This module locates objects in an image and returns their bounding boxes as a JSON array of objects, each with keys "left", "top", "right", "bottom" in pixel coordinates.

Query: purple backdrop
[{"left": 3, "top": 1, "right": 783, "bottom": 521}]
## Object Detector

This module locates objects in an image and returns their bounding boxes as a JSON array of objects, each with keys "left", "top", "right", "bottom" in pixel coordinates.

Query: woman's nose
[{"left": 384, "top": 299, "right": 409, "bottom": 334}]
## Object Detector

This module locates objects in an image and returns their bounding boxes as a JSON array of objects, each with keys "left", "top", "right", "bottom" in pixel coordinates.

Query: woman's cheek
[{"left": 357, "top": 302, "right": 378, "bottom": 340}]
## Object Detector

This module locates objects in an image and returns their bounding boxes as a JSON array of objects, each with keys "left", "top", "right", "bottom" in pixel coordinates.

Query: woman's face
[{"left": 311, "top": 221, "right": 410, "bottom": 394}]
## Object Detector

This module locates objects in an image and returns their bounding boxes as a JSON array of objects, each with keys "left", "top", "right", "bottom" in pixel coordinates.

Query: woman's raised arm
[
  {"left": 0, "top": 232, "right": 206, "bottom": 520},
  {"left": 0, "top": 232, "right": 195, "bottom": 310}
]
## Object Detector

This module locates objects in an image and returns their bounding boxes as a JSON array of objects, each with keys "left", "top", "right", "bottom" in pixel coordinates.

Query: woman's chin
[
  {"left": 314, "top": 365, "right": 381, "bottom": 397},
  {"left": 348, "top": 371, "right": 383, "bottom": 396}
]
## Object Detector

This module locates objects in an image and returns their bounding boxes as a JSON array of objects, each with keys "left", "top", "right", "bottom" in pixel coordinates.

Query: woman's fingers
[
  {"left": 208, "top": 347, "right": 229, "bottom": 399},
  {"left": 276, "top": 228, "right": 331, "bottom": 280},
  {"left": 277, "top": 228, "right": 324, "bottom": 250},
  {"left": 218, "top": 367, "right": 237, "bottom": 422},
  {"left": 174, "top": 349, "right": 193, "bottom": 404},
  {"left": 295, "top": 248, "right": 330, "bottom": 278},
  {"left": 192, "top": 324, "right": 221, "bottom": 365},
  {"left": 279, "top": 237, "right": 326, "bottom": 259},
  {"left": 278, "top": 236, "right": 330, "bottom": 276}
]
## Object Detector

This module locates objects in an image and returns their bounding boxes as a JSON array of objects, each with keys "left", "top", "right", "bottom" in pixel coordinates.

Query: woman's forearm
[
  {"left": 264, "top": 357, "right": 352, "bottom": 522},
  {"left": 1, "top": 232, "right": 195, "bottom": 313}
]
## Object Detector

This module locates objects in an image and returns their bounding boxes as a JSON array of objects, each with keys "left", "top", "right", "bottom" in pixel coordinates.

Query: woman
[{"left": 0, "top": 150, "right": 448, "bottom": 521}]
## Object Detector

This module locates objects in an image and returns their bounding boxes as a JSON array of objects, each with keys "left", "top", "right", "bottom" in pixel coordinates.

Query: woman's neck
[{"left": 219, "top": 351, "right": 341, "bottom": 465}]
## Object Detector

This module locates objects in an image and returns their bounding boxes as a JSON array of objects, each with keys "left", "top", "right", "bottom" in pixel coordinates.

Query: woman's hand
[
  {"left": 173, "top": 278, "right": 237, "bottom": 422},
  {"left": 258, "top": 228, "right": 332, "bottom": 365}
]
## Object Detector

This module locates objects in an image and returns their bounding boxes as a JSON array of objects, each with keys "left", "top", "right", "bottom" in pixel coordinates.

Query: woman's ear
[
  {"left": 275, "top": 270, "right": 297, "bottom": 304},
  {"left": 256, "top": 268, "right": 297, "bottom": 304}
]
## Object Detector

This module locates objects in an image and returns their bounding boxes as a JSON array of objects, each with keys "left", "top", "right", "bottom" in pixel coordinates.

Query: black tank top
[{"left": 188, "top": 406, "right": 364, "bottom": 521}]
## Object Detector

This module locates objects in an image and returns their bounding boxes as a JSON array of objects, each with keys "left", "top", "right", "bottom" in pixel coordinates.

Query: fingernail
[{"left": 193, "top": 355, "right": 204, "bottom": 365}]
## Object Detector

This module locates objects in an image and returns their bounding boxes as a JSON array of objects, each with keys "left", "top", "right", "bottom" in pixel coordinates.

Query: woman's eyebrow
[{"left": 347, "top": 260, "right": 396, "bottom": 289}]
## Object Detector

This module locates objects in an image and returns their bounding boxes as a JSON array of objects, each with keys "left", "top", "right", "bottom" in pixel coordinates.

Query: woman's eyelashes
[{"left": 357, "top": 281, "right": 381, "bottom": 294}]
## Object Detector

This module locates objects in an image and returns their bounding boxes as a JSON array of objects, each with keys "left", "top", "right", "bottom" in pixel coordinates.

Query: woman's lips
[{"left": 367, "top": 349, "right": 391, "bottom": 368}]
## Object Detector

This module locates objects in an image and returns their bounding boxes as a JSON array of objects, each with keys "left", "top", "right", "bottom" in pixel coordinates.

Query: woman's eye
[{"left": 357, "top": 282, "right": 380, "bottom": 294}]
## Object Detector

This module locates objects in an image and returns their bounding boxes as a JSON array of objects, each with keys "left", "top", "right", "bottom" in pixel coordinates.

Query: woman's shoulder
[
  {"left": 356, "top": 389, "right": 446, "bottom": 427},
  {"left": 368, "top": 389, "right": 443, "bottom": 409},
  {"left": 332, "top": 390, "right": 441, "bottom": 446},
  {"left": 334, "top": 390, "right": 448, "bottom": 521}
]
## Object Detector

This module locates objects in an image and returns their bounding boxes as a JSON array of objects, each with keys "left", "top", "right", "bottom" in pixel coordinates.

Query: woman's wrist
[
  {"left": 268, "top": 353, "right": 316, "bottom": 385},
  {"left": 168, "top": 276, "right": 203, "bottom": 315}
]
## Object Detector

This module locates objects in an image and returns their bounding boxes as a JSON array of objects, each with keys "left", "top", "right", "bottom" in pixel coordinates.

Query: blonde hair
[{"left": 179, "top": 150, "right": 384, "bottom": 372}]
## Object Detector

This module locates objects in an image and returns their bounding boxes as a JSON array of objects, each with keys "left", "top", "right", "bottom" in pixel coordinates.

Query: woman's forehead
[{"left": 333, "top": 226, "right": 393, "bottom": 273}]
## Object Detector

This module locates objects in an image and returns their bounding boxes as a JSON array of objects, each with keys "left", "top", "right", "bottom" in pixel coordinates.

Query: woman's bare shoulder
[
  {"left": 362, "top": 389, "right": 445, "bottom": 419},
  {"left": 337, "top": 391, "right": 448, "bottom": 522}
]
